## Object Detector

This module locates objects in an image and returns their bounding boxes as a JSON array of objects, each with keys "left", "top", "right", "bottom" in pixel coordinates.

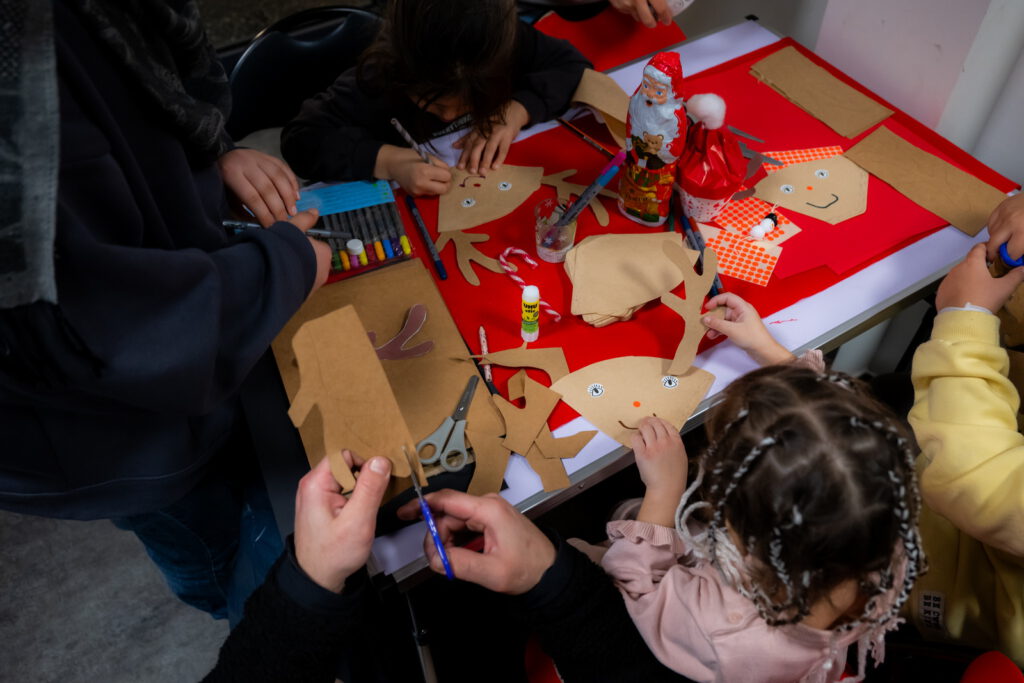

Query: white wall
[{"left": 678, "top": 0, "right": 827, "bottom": 51}]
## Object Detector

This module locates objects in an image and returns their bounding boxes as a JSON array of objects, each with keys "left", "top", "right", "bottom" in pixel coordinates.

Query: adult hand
[
  {"left": 453, "top": 101, "right": 529, "bottom": 175},
  {"left": 986, "top": 193, "right": 1024, "bottom": 263},
  {"left": 294, "top": 451, "right": 392, "bottom": 593},
  {"left": 937, "top": 243, "right": 1024, "bottom": 313},
  {"left": 609, "top": 0, "right": 673, "bottom": 28},
  {"left": 375, "top": 145, "right": 452, "bottom": 196},
  {"left": 397, "top": 490, "right": 556, "bottom": 594},
  {"left": 218, "top": 148, "right": 301, "bottom": 227},
  {"left": 288, "top": 208, "right": 331, "bottom": 294},
  {"left": 703, "top": 292, "right": 794, "bottom": 366}
]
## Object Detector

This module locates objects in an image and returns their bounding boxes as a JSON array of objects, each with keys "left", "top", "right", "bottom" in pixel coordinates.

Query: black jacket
[
  {"left": 0, "top": 2, "right": 316, "bottom": 520},
  {"left": 280, "top": 20, "right": 591, "bottom": 182}
]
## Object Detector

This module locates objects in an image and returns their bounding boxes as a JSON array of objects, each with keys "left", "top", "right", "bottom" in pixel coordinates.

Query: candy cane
[{"left": 499, "top": 247, "right": 562, "bottom": 322}]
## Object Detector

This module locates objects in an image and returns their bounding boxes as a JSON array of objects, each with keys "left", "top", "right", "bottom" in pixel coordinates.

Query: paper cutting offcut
[
  {"left": 845, "top": 126, "right": 1009, "bottom": 237},
  {"left": 750, "top": 45, "right": 893, "bottom": 138},
  {"left": 287, "top": 306, "right": 419, "bottom": 491},
  {"left": 370, "top": 304, "right": 434, "bottom": 360},
  {"left": 565, "top": 232, "right": 698, "bottom": 327},
  {"left": 754, "top": 149, "right": 867, "bottom": 224},
  {"left": 438, "top": 166, "right": 544, "bottom": 232}
]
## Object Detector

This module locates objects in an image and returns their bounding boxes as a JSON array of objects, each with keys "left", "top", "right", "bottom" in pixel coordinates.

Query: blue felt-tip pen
[{"left": 404, "top": 195, "right": 448, "bottom": 281}]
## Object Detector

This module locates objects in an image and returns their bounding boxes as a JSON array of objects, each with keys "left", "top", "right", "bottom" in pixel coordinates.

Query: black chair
[{"left": 226, "top": 6, "right": 382, "bottom": 141}]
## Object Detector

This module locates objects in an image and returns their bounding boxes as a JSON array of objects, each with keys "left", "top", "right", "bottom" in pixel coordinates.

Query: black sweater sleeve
[
  {"left": 203, "top": 538, "right": 367, "bottom": 683},
  {"left": 510, "top": 21, "right": 591, "bottom": 126},
  {"left": 514, "top": 536, "right": 691, "bottom": 683},
  {"left": 281, "top": 21, "right": 590, "bottom": 183}
]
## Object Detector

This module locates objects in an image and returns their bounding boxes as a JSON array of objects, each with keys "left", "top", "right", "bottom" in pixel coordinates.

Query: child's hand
[
  {"left": 453, "top": 101, "right": 530, "bottom": 175},
  {"left": 376, "top": 145, "right": 452, "bottom": 196},
  {"left": 986, "top": 193, "right": 1024, "bottom": 263},
  {"left": 937, "top": 243, "right": 1024, "bottom": 313},
  {"left": 217, "top": 148, "right": 301, "bottom": 227},
  {"left": 703, "top": 293, "right": 794, "bottom": 366},
  {"left": 632, "top": 417, "right": 687, "bottom": 527}
]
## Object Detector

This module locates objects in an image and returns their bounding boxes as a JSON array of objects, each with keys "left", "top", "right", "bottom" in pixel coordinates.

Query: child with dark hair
[
  {"left": 281, "top": 0, "right": 590, "bottom": 195},
  {"left": 596, "top": 292, "right": 926, "bottom": 682}
]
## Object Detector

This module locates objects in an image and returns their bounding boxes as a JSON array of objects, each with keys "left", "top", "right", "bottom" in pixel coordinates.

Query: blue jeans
[{"left": 112, "top": 431, "right": 283, "bottom": 626}]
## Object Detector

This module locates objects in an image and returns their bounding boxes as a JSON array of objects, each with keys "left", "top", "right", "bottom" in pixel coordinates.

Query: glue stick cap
[
  {"left": 522, "top": 285, "right": 540, "bottom": 303},
  {"left": 346, "top": 239, "right": 364, "bottom": 256}
]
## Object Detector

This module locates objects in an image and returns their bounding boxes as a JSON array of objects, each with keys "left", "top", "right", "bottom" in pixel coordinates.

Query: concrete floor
[{"left": 0, "top": 512, "right": 226, "bottom": 682}]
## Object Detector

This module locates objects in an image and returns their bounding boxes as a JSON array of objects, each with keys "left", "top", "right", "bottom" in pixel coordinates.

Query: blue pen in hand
[{"left": 404, "top": 446, "right": 454, "bottom": 580}]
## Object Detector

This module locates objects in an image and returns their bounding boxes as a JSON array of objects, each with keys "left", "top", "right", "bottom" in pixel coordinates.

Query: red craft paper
[
  {"left": 677, "top": 124, "right": 747, "bottom": 200},
  {"left": 534, "top": 6, "right": 685, "bottom": 72},
  {"left": 390, "top": 38, "right": 1017, "bottom": 430}
]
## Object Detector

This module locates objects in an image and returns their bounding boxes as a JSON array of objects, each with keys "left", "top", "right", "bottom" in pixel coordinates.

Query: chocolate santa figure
[{"left": 618, "top": 52, "right": 687, "bottom": 227}]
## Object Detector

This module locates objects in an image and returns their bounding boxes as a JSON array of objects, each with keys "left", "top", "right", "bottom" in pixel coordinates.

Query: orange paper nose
[
  {"left": 632, "top": 401, "right": 642, "bottom": 408},
  {"left": 806, "top": 185, "right": 813, "bottom": 190}
]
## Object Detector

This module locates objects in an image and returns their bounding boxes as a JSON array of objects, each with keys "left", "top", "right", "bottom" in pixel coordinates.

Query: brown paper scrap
[
  {"left": 750, "top": 46, "right": 893, "bottom": 138},
  {"left": 536, "top": 425, "right": 597, "bottom": 460},
  {"left": 475, "top": 345, "right": 570, "bottom": 384},
  {"left": 493, "top": 371, "right": 562, "bottom": 455},
  {"left": 525, "top": 443, "right": 571, "bottom": 492},
  {"left": 572, "top": 68, "right": 629, "bottom": 148},
  {"left": 287, "top": 306, "right": 420, "bottom": 490},
  {"left": 466, "top": 427, "right": 512, "bottom": 496},
  {"left": 845, "top": 126, "right": 1008, "bottom": 237}
]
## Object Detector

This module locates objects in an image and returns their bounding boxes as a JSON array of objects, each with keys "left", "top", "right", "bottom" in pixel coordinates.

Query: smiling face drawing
[
  {"left": 437, "top": 166, "right": 544, "bottom": 232},
  {"left": 551, "top": 356, "right": 714, "bottom": 447},
  {"left": 753, "top": 155, "right": 868, "bottom": 224}
]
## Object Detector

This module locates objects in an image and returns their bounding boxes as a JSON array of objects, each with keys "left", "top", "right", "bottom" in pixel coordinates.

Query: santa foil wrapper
[
  {"left": 677, "top": 94, "right": 746, "bottom": 222},
  {"left": 618, "top": 51, "right": 687, "bottom": 227}
]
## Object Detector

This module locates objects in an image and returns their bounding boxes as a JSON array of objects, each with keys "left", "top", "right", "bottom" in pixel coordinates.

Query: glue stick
[{"left": 521, "top": 285, "right": 540, "bottom": 342}]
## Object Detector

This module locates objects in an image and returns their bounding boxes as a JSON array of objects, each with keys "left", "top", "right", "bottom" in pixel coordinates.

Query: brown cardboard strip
[
  {"left": 750, "top": 45, "right": 892, "bottom": 138},
  {"left": 845, "top": 126, "right": 1008, "bottom": 237}
]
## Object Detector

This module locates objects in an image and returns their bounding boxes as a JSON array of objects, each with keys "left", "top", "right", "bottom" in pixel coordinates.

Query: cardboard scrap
[
  {"left": 272, "top": 260, "right": 504, "bottom": 485},
  {"left": 465, "top": 427, "right": 512, "bottom": 497},
  {"left": 565, "top": 233, "right": 698, "bottom": 327},
  {"left": 475, "top": 345, "right": 570, "bottom": 383},
  {"left": 525, "top": 443, "right": 571, "bottom": 492},
  {"left": 536, "top": 425, "right": 597, "bottom": 460},
  {"left": 551, "top": 356, "right": 714, "bottom": 448},
  {"left": 750, "top": 45, "right": 893, "bottom": 138},
  {"left": 754, "top": 154, "right": 868, "bottom": 225},
  {"left": 438, "top": 166, "right": 544, "bottom": 232},
  {"left": 571, "top": 68, "right": 629, "bottom": 148},
  {"left": 287, "top": 306, "right": 420, "bottom": 490},
  {"left": 845, "top": 126, "right": 1008, "bottom": 237},
  {"left": 494, "top": 371, "right": 562, "bottom": 456},
  {"left": 435, "top": 230, "right": 504, "bottom": 286}
]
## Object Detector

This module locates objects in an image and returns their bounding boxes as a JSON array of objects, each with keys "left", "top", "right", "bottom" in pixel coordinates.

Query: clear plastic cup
[{"left": 535, "top": 198, "right": 576, "bottom": 263}]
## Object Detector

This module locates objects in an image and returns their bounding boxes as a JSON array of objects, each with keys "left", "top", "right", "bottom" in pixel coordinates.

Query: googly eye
[
  {"left": 661, "top": 376, "right": 679, "bottom": 389},
  {"left": 780, "top": 184, "right": 795, "bottom": 194},
  {"left": 460, "top": 198, "right": 476, "bottom": 208},
  {"left": 497, "top": 181, "right": 512, "bottom": 191},
  {"left": 814, "top": 169, "right": 829, "bottom": 179},
  {"left": 586, "top": 383, "right": 605, "bottom": 397}
]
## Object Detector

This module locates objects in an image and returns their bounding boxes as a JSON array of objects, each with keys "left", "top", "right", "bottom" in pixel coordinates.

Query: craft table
[{"left": 362, "top": 18, "right": 1015, "bottom": 586}]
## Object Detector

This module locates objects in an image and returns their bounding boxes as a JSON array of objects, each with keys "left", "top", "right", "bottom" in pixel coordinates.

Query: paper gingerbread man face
[{"left": 753, "top": 155, "right": 867, "bottom": 224}]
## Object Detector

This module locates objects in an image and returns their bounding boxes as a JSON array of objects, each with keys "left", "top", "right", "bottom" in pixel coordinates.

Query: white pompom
[
  {"left": 749, "top": 218, "right": 771, "bottom": 240},
  {"left": 687, "top": 93, "right": 726, "bottom": 130}
]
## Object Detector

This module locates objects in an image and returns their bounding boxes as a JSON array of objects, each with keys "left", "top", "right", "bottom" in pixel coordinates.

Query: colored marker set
[{"left": 318, "top": 203, "right": 412, "bottom": 274}]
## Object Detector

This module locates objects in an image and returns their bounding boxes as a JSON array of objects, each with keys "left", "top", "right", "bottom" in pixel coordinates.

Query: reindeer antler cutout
[
  {"left": 367, "top": 304, "right": 434, "bottom": 360},
  {"left": 435, "top": 230, "right": 504, "bottom": 286},
  {"left": 542, "top": 170, "right": 618, "bottom": 226},
  {"left": 661, "top": 240, "right": 719, "bottom": 375}
]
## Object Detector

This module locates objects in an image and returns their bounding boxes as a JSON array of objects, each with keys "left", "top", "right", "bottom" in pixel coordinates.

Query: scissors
[
  {"left": 1000, "top": 242, "right": 1024, "bottom": 268},
  {"left": 404, "top": 446, "right": 454, "bottom": 580},
  {"left": 417, "top": 375, "right": 479, "bottom": 472}
]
